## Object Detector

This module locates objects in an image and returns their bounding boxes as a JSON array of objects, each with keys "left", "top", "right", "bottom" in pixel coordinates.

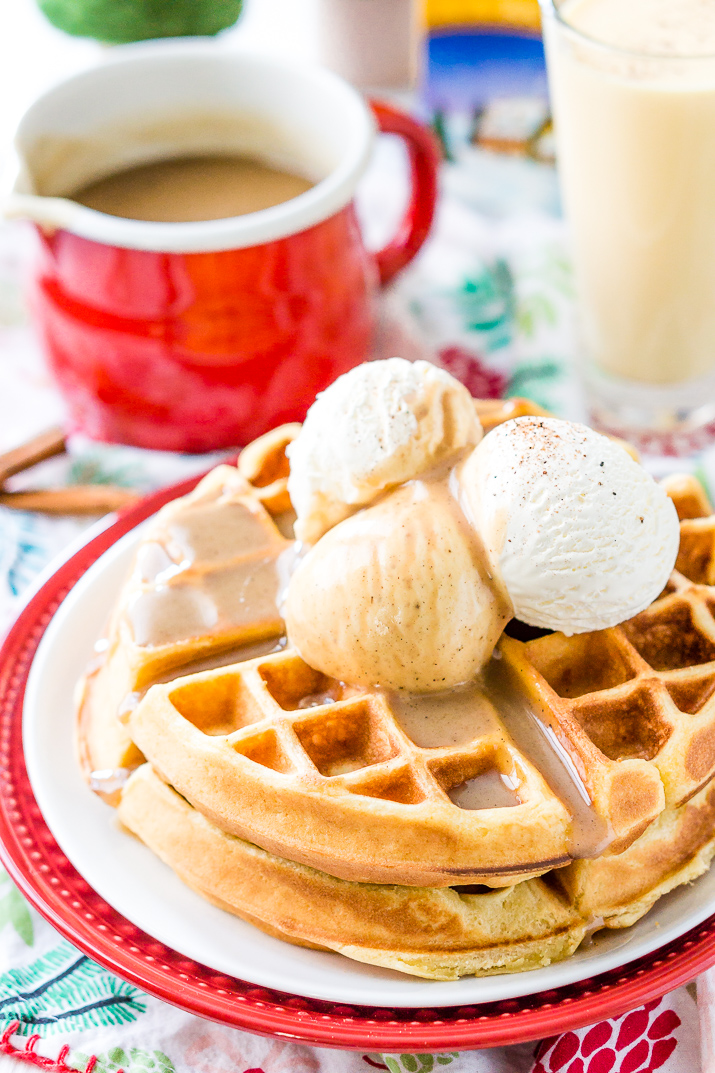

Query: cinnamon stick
[
  {"left": 0, "top": 486, "right": 139, "bottom": 515},
  {"left": 0, "top": 426, "right": 66, "bottom": 485}
]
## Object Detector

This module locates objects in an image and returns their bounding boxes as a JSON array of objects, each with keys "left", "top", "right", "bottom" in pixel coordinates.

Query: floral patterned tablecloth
[{"left": 0, "top": 138, "right": 714, "bottom": 1073}]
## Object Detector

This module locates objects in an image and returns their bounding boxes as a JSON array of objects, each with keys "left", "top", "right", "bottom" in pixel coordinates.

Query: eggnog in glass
[{"left": 541, "top": 0, "right": 715, "bottom": 452}]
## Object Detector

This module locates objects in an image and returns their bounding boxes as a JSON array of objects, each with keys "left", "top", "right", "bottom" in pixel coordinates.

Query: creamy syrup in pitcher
[{"left": 72, "top": 154, "right": 314, "bottom": 223}]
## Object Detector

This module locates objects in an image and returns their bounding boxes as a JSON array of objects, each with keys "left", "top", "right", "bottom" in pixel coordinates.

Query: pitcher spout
[{"left": 4, "top": 192, "right": 85, "bottom": 232}]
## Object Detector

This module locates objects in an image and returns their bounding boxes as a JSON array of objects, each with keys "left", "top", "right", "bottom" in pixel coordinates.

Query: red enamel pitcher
[{"left": 8, "top": 42, "right": 439, "bottom": 452}]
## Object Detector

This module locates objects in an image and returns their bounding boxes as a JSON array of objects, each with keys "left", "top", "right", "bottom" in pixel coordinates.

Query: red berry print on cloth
[
  {"left": 617, "top": 1011, "right": 650, "bottom": 1050},
  {"left": 582, "top": 1023, "right": 612, "bottom": 1056},
  {"left": 546, "top": 1032, "right": 580, "bottom": 1069},
  {"left": 437, "top": 346, "right": 508, "bottom": 399},
  {"left": 532, "top": 998, "right": 681, "bottom": 1073},
  {"left": 649, "top": 1039, "right": 678, "bottom": 1069},
  {"left": 587, "top": 1050, "right": 616, "bottom": 1072},
  {"left": 648, "top": 1011, "right": 680, "bottom": 1040},
  {"left": 620, "top": 1041, "right": 649, "bottom": 1073}
]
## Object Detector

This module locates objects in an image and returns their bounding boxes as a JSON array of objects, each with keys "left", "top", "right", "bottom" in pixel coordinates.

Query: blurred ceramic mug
[{"left": 7, "top": 42, "right": 439, "bottom": 452}]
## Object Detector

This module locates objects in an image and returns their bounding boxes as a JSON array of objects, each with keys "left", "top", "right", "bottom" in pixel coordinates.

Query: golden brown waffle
[
  {"left": 83, "top": 400, "right": 704, "bottom": 882},
  {"left": 558, "top": 777, "right": 715, "bottom": 928},
  {"left": 119, "top": 764, "right": 587, "bottom": 979},
  {"left": 237, "top": 422, "right": 299, "bottom": 516},
  {"left": 82, "top": 402, "right": 710, "bottom": 880},
  {"left": 474, "top": 396, "right": 550, "bottom": 432},
  {"left": 80, "top": 403, "right": 715, "bottom": 975},
  {"left": 118, "top": 764, "right": 715, "bottom": 980},
  {"left": 499, "top": 474, "right": 715, "bottom": 825},
  {"left": 127, "top": 647, "right": 575, "bottom": 887},
  {"left": 82, "top": 407, "right": 715, "bottom": 977}
]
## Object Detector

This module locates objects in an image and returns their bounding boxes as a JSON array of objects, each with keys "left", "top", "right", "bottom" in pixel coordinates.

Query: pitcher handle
[{"left": 369, "top": 99, "right": 440, "bottom": 286}]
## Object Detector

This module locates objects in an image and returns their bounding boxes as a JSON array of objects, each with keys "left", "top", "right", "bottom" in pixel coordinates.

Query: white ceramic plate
[{"left": 22, "top": 524, "right": 715, "bottom": 1008}]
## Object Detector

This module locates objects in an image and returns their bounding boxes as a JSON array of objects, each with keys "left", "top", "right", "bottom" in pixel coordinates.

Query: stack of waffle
[{"left": 77, "top": 402, "right": 715, "bottom": 980}]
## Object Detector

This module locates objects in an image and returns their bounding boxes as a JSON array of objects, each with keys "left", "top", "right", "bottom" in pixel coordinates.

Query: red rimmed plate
[{"left": 2, "top": 477, "right": 715, "bottom": 1050}]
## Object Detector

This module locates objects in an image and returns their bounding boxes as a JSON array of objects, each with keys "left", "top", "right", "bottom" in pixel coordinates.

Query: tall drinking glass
[{"left": 540, "top": 0, "right": 715, "bottom": 453}]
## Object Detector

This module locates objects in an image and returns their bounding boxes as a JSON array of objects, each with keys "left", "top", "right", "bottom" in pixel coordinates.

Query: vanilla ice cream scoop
[
  {"left": 287, "top": 358, "right": 482, "bottom": 544},
  {"left": 458, "top": 417, "right": 680, "bottom": 634},
  {"left": 284, "top": 477, "right": 511, "bottom": 691}
]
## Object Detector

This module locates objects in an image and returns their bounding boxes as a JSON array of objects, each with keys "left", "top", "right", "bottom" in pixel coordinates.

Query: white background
[{"left": 0, "top": 0, "right": 322, "bottom": 175}]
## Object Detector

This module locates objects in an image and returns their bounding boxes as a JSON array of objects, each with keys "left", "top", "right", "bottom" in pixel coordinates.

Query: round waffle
[
  {"left": 79, "top": 407, "right": 715, "bottom": 890},
  {"left": 127, "top": 646, "right": 574, "bottom": 886},
  {"left": 118, "top": 763, "right": 715, "bottom": 980},
  {"left": 118, "top": 764, "right": 586, "bottom": 980}
]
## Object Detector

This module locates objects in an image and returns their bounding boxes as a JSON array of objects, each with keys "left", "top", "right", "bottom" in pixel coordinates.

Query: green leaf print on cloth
[
  {"left": 456, "top": 260, "right": 515, "bottom": 349},
  {"left": 0, "top": 872, "right": 33, "bottom": 946},
  {"left": 383, "top": 1054, "right": 459, "bottom": 1072},
  {"left": 70, "top": 1046, "right": 176, "bottom": 1072},
  {"left": 0, "top": 940, "right": 146, "bottom": 1035},
  {"left": 507, "top": 359, "right": 565, "bottom": 414},
  {"left": 515, "top": 244, "right": 574, "bottom": 342},
  {"left": 67, "top": 451, "right": 146, "bottom": 489}
]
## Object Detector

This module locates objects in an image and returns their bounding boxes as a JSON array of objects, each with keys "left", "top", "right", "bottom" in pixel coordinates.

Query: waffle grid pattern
[
  {"left": 505, "top": 475, "right": 715, "bottom": 829},
  {"left": 130, "top": 645, "right": 573, "bottom": 886},
  {"left": 171, "top": 649, "right": 562, "bottom": 804}
]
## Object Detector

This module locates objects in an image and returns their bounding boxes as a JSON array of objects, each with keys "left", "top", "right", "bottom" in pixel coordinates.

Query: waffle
[
  {"left": 127, "top": 646, "right": 575, "bottom": 887},
  {"left": 82, "top": 405, "right": 712, "bottom": 884},
  {"left": 474, "top": 396, "right": 549, "bottom": 431},
  {"left": 118, "top": 764, "right": 715, "bottom": 980},
  {"left": 83, "top": 406, "right": 714, "bottom": 888},
  {"left": 558, "top": 775, "right": 715, "bottom": 928},
  {"left": 236, "top": 422, "right": 300, "bottom": 516},
  {"left": 121, "top": 403, "right": 672, "bottom": 887},
  {"left": 118, "top": 764, "right": 587, "bottom": 979},
  {"left": 81, "top": 402, "right": 715, "bottom": 977}
]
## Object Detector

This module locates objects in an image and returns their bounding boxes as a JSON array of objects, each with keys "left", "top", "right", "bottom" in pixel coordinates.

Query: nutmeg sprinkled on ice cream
[{"left": 458, "top": 417, "right": 680, "bottom": 634}]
